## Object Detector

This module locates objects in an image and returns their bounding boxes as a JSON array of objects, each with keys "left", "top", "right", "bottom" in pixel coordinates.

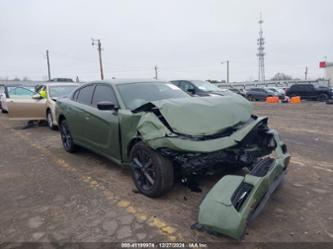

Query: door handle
[{"left": 85, "top": 115, "right": 90, "bottom": 120}]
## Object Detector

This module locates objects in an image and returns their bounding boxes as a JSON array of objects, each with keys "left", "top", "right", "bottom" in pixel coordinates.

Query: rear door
[
  {"left": 7, "top": 86, "right": 47, "bottom": 120},
  {"left": 84, "top": 84, "right": 120, "bottom": 159},
  {"left": 67, "top": 84, "right": 96, "bottom": 143}
]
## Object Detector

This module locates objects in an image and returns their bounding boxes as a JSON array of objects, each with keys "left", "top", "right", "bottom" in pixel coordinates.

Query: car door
[
  {"left": 303, "top": 85, "right": 315, "bottom": 98},
  {"left": 7, "top": 86, "right": 47, "bottom": 120},
  {"left": 252, "top": 88, "right": 262, "bottom": 99},
  {"left": 67, "top": 84, "right": 96, "bottom": 144},
  {"left": 83, "top": 84, "right": 121, "bottom": 160}
]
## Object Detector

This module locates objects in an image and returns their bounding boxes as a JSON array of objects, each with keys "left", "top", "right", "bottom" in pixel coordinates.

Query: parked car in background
[
  {"left": 264, "top": 87, "right": 287, "bottom": 101},
  {"left": 229, "top": 87, "right": 246, "bottom": 97},
  {"left": 245, "top": 87, "right": 274, "bottom": 101},
  {"left": 48, "top": 78, "right": 74, "bottom": 82},
  {"left": 170, "top": 80, "right": 236, "bottom": 97},
  {"left": 286, "top": 84, "right": 333, "bottom": 101},
  {"left": 7, "top": 83, "right": 79, "bottom": 129},
  {"left": 1, "top": 85, "right": 36, "bottom": 113},
  {"left": 0, "top": 85, "right": 5, "bottom": 110}
]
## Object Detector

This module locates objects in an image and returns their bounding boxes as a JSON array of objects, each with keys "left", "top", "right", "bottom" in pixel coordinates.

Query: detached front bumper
[{"left": 197, "top": 130, "right": 290, "bottom": 240}]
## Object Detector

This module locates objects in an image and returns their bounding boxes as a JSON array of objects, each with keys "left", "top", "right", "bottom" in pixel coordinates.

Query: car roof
[
  {"left": 5, "top": 84, "right": 35, "bottom": 88},
  {"left": 45, "top": 83, "right": 80, "bottom": 87},
  {"left": 87, "top": 79, "right": 170, "bottom": 86},
  {"left": 292, "top": 84, "right": 313, "bottom": 87}
]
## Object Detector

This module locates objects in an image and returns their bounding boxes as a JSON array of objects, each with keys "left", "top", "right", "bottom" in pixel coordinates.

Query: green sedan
[{"left": 56, "top": 80, "right": 290, "bottom": 238}]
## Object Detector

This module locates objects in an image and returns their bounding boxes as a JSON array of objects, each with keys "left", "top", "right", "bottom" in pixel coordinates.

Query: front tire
[
  {"left": 47, "top": 110, "right": 56, "bottom": 130},
  {"left": 130, "top": 142, "right": 174, "bottom": 197},
  {"left": 59, "top": 119, "right": 77, "bottom": 153}
]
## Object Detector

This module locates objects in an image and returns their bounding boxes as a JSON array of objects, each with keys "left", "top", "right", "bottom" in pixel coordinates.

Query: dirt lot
[{"left": 0, "top": 102, "right": 332, "bottom": 245}]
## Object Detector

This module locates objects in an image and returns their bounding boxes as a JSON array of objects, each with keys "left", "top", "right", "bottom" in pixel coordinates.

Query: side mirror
[
  {"left": 32, "top": 93, "right": 43, "bottom": 99},
  {"left": 97, "top": 101, "right": 118, "bottom": 111}
]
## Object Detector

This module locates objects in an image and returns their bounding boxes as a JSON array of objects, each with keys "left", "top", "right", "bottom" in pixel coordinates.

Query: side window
[
  {"left": 76, "top": 85, "right": 95, "bottom": 105},
  {"left": 92, "top": 85, "right": 118, "bottom": 107},
  {"left": 181, "top": 82, "right": 195, "bottom": 91}
]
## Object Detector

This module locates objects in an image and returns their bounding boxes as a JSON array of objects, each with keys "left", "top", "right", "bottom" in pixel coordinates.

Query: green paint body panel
[{"left": 198, "top": 131, "right": 290, "bottom": 240}]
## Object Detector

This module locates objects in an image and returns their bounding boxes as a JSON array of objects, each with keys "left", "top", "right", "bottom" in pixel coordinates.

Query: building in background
[{"left": 320, "top": 61, "right": 333, "bottom": 85}]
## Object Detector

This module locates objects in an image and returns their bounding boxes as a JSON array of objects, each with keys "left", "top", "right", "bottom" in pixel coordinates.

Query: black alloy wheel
[
  {"left": 60, "top": 119, "right": 76, "bottom": 152},
  {"left": 130, "top": 142, "right": 174, "bottom": 197}
]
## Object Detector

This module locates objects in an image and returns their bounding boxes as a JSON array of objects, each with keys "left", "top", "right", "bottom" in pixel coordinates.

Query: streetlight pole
[{"left": 221, "top": 60, "right": 230, "bottom": 83}]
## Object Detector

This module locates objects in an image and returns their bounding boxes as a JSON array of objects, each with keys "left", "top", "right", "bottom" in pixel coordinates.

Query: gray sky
[{"left": 0, "top": 0, "right": 332, "bottom": 82}]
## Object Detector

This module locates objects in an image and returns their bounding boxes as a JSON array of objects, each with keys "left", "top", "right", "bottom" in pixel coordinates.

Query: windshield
[
  {"left": 117, "top": 82, "right": 190, "bottom": 110},
  {"left": 7, "top": 86, "right": 35, "bottom": 97},
  {"left": 191, "top": 80, "right": 221, "bottom": 92},
  {"left": 49, "top": 85, "right": 78, "bottom": 98}
]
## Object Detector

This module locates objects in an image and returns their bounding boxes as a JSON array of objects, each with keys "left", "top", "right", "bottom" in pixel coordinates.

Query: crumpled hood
[{"left": 151, "top": 96, "right": 253, "bottom": 136}]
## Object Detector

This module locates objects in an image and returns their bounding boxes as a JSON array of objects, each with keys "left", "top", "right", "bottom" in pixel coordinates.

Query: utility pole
[
  {"left": 46, "top": 50, "right": 51, "bottom": 81},
  {"left": 154, "top": 65, "right": 158, "bottom": 80},
  {"left": 304, "top": 66, "right": 308, "bottom": 80},
  {"left": 92, "top": 38, "right": 104, "bottom": 80},
  {"left": 221, "top": 60, "right": 230, "bottom": 83},
  {"left": 226, "top": 60, "right": 229, "bottom": 83}
]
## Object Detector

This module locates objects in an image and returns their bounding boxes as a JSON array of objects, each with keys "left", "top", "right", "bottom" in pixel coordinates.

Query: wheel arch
[
  {"left": 127, "top": 137, "right": 142, "bottom": 158},
  {"left": 58, "top": 114, "right": 66, "bottom": 125},
  {"left": 46, "top": 107, "right": 52, "bottom": 118}
]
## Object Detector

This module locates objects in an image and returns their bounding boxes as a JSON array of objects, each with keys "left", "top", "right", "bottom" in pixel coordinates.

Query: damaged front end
[
  {"left": 157, "top": 117, "right": 277, "bottom": 176},
  {"left": 132, "top": 99, "right": 290, "bottom": 240},
  {"left": 195, "top": 130, "right": 290, "bottom": 240}
]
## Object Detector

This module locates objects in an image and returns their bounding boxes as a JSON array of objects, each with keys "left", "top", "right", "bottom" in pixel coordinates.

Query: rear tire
[
  {"left": 59, "top": 119, "right": 77, "bottom": 153},
  {"left": 130, "top": 142, "right": 174, "bottom": 197},
  {"left": 47, "top": 110, "right": 56, "bottom": 130}
]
